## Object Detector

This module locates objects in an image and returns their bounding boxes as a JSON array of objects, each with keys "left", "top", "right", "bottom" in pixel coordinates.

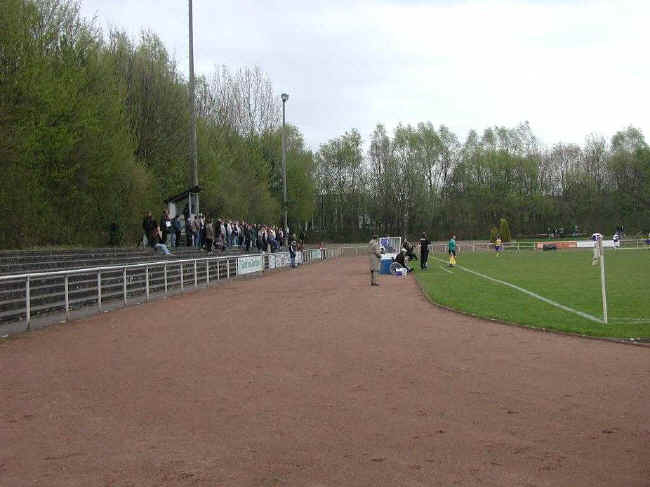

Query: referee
[{"left": 419, "top": 232, "right": 430, "bottom": 269}]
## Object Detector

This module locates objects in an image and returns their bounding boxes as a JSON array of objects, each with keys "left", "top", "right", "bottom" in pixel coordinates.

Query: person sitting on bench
[
  {"left": 395, "top": 249, "right": 413, "bottom": 273},
  {"left": 151, "top": 224, "right": 172, "bottom": 255},
  {"left": 403, "top": 238, "right": 418, "bottom": 261}
]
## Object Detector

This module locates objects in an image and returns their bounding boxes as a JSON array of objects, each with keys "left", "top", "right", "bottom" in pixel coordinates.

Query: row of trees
[
  {"left": 2, "top": 0, "right": 648, "bottom": 248},
  {"left": 1, "top": 0, "right": 315, "bottom": 248},
  {"left": 315, "top": 122, "right": 650, "bottom": 241}
]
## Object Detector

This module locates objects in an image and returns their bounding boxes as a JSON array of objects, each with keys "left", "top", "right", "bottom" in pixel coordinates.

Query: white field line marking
[
  {"left": 608, "top": 247, "right": 650, "bottom": 252},
  {"left": 610, "top": 318, "right": 650, "bottom": 324},
  {"left": 439, "top": 265, "right": 453, "bottom": 274},
  {"left": 430, "top": 256, "right": 604, "bottom": 324}
]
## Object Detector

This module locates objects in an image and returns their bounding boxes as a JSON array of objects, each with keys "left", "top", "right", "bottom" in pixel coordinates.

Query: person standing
[
  {"left": 289, "top": 234, "right": 297, "bottom": 268},
  {"left": 269, "top": 227, "right": 277, "bottom": 252},
  {"left": 219, "top": 219, "right": 226, "bottom": 248},
  {"left": 171, "top": 215, "right": 181, "bottom": 248},
  {"left": 226, "top": 220, "right": 232, "bottom": 248},
  {"left": 448, "top": 234, "right": 457, "bottom": 267},
  {"left": 592, "top": 232, "right": 602, "bottom": 265},
  {"left": 142, "top": 211, "right": 155, "bottom": 247},
  {"left": 198, "top": 214, "right": 206, "bottom": 249},
  {"left": 185, "top": 216, "right": 193, "bottom": 247},
  {"left": 299, "top": 229, "right": 306, "bottom": 250},
  {"left": 261, "top": 227, "right": 267, "bottom": 253},
  {"left": 368, "top": 234, "right": 382, "bottom": 286},
  {"left": 419, "top": 232, "right": 430, "bottom": 269},
  {"left": 192, "top": 217, "right": 201, "bottom": 248},
  {"left": 495, "top": 235, "right": 502, "bottom": 257},
  {"left": 205, "top": 217, "right": 215, "bottom": 252},
  {"left": 160, "top": 209, "right": 170, "bottom": 245},
  {"left": 244, "top": 223, "right": 251, "bottom": 252}
]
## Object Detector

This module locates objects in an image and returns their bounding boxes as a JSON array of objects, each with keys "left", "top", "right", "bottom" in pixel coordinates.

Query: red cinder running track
[{"left": 1, "top": 257, "right": 648, "bottom": 486}]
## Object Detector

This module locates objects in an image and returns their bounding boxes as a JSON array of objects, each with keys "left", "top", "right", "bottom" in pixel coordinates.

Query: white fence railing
[
  {"left": 0, "top": 247, "right": 345, "bottom": 331},
  {"left": 423, "top": 239, "right": 650, "bottom": 254},
  {"left": 3, "top": 239, "right": 645, "bottom": 331}
]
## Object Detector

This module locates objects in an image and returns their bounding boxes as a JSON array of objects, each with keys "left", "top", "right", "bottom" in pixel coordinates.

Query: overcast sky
[{"left": 79, "top": 0, "right": 649, "bottom": 152}]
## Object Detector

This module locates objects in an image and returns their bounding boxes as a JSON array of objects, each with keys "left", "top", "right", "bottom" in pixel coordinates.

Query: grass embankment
[{"left": 413, "top": 248, "right": 650, "bottom": 339}]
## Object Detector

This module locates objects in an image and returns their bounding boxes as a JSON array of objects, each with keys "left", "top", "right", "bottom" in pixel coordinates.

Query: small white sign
[
  {"left": 276, "top": 252, "right": 291, "bottom": 268},
  {"left": 577, "top": 240, "right": 615, "bottom": 248},
  {"left": 237, "top": 255, "right": 263, "bottom": 275}
]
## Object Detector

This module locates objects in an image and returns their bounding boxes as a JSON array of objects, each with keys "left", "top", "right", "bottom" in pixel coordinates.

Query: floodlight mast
[
  {"left": 281, "top": 93, "right": 289, "bottom": 235},
  {"left": 188, "top": 0, "right": 199, "bottom": 214}
]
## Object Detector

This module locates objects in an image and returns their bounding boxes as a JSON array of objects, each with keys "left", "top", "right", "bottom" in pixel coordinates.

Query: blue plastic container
[{"left": 379, "top": 258, "right": 392, "bottom": 275}]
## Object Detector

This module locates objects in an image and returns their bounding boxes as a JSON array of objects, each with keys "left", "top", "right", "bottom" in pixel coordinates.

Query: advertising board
[{"left": 237, "top": 255, "right": 263, "bottom": 275}]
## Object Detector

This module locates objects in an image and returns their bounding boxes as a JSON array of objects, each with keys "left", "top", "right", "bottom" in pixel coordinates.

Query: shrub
[{"left": 499, "top": 218, "right": 512, "bottom": 242}]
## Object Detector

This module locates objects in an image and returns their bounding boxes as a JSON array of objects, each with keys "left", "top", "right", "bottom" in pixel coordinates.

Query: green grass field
[{"left": 413, "top": 248, "right": 650, "bottom": 339}]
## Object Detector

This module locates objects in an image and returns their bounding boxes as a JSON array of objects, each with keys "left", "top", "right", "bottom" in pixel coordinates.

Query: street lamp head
[{"left": 281, "top": 93, "right": 289, "bottom": 103}]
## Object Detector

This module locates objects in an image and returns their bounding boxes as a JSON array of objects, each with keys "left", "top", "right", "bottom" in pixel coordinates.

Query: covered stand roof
[{"left": 164, "top": 186, "right": 201, "bottom": 204}]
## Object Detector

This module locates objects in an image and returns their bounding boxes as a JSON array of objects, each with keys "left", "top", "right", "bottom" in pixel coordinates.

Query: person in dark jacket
[
  {"left": 261, "top": 229, "right": 268, "bottom": 253},
  {"left": 142, "top": 211, "right": 155, "bottom": 247},
  {"left": 419, "top": 232, "right": 430, "bottom": 269},
  {"left": 289, "top": 234, "right": 298, "bottom": 268},
  {"left": 150, "top": 224, "right": 172, "bottom": 255},
  {"left": 403, "top": 237, "right": 418, "bottom": 262},
  {"left": 185, "top": 216, "right": 193, "bottom": 246},
  {"left": 299, "top": 229, "right": 306, "bottom": 250},
  {"left": 172, "top": 216, "right": 182, "bottom": 248},
  {"left": 395, "top": 249, "right": 413, "bottom": 272},
  {"left": 246, "top": 224, "right": 254, "bottom": 252},
  {"left": 160, "top": 209, "right": 171, "bottom": 245},
  {"left": 204, "top": 217, "right": 215, "bottom": 252}
]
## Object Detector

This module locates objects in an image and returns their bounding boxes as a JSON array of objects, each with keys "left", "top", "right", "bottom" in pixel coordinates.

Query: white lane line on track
[
  {"left": 430, "top": 256, "right": 604, "bottom": 324},
  {"left": 439, "top": 265, "right": 453, "bottom": 274}
]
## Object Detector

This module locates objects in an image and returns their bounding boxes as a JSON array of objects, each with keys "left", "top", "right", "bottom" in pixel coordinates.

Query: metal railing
[
  {"left": 0, "top": 247, "right": 345, "bottom": 331},
  {"left": 397, "top": 238, "right": 650, "bottom": 256}
]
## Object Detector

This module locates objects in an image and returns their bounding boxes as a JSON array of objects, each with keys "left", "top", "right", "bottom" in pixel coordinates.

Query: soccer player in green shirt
[{"left": 448, "top": 234, "right": 456, "bottom": 267}]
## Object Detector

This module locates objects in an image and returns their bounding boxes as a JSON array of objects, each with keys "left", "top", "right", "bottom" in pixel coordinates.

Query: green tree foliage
[
  {"left": 316, "top": 130, "right": 365, "bottom": 239},
  {"left": 0, "top": 0, "right": 154, "bottom": 247},
  {"left": 193, "top": 66, "right": 313, "bottom": 228},
  {"left": 499, "top": 218, "right": 512, "bottom": 242},
  {"left": 608, "top": 127, "right": 650, "bottom": 232},
  {"left": 105, "top": 29, "right": 190, "bottom": 197},
  {"left": 315, "top": 122, "right": 649, "bottom": 241},
  {"left": 0, "top": 0, "right": 316, "bottom": 248},
  {"left": 3, "top": 1, "right": 648, "bottom": 248}
]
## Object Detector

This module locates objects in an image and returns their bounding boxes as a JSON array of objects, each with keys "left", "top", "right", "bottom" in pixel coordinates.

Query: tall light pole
[
  {"left": 188, "top": 0, "right": 199, "bottom": 214},
  {"left": 281, "top": 93, "right": 289, "bottom": 236}
]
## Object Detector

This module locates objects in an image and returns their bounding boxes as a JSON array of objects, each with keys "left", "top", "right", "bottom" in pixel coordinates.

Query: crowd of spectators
[{"left": 141, "top": 208, "right": 300, "bottom": 256}]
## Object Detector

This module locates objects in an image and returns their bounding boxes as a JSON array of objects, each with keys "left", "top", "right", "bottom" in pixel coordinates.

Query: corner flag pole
[{"left": 599, "top": 238, "right": 608, "bottom": 324}]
